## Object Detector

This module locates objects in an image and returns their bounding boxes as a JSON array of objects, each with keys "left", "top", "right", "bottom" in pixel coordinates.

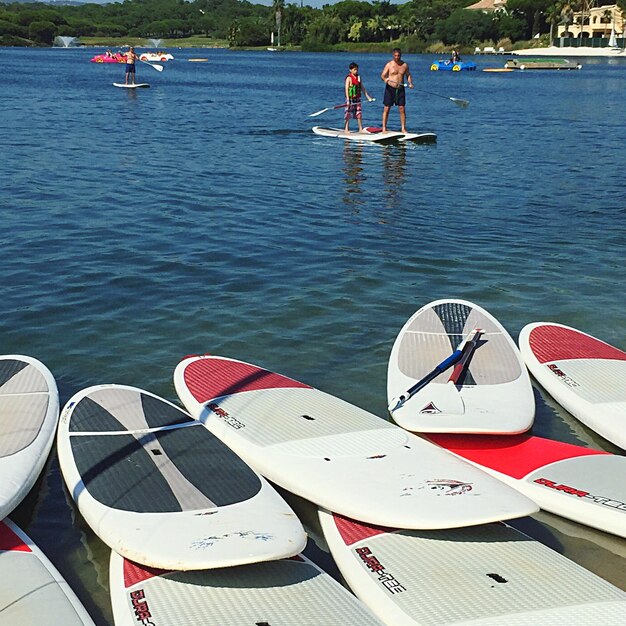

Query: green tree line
[{"left": 0, "top": 0, "right": 623, "bottom": 48}]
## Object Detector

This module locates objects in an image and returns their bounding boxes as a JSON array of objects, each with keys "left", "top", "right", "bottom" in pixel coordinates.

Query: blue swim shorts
[
  {"left": 383, "top": 84, "right": 405, "bottom": 107},
  {"left": 126, "top": 63, "right": 136, "bottom": 73}
]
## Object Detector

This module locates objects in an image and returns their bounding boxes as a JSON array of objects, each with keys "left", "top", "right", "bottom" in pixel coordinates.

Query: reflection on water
[
  {"left": 341, "top": 142, "right": 409, "bottom": 214},
  {"left": 341, "top": 142, "right": 365, "bottom": 212},
  {"left": 382, "top": 145, "right": 407, "bottom": 210}
]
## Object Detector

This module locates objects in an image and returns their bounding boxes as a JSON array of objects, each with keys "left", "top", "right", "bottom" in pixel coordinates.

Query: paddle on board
[{"left": 388, "top": 328, "right": 481, "bottom": 413}]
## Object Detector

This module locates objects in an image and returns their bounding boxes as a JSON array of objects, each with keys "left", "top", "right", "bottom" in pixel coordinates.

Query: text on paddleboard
[{"left": 207, "top": 402, "right": 245, "bottom": 429}]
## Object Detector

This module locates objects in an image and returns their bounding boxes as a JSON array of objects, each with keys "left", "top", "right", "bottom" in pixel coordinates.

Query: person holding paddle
[
  {"left": 381, "top": 48, "right": 413, "bottom": 133},
  {"left": 344, "top": 62, "right": 373, "bottom": 133},
  {"left": 123, "top": 46, "right": 139, "bottom": 85}
]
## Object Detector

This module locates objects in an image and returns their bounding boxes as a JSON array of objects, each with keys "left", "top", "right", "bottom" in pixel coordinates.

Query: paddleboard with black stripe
[{"left": 57, "top": 384, "right": 306, "bottom": 570}]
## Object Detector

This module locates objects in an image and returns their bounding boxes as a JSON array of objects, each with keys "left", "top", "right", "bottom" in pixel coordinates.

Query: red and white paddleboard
[
  {"left": 427, "top": 433, "right": 626, "bottom": 539},
  {"left": 519, "top": 322, "right": 626, "bottom": 450},
  {"left": 174, "top": 355, "right": 537, "bottom": 530},
  {"left": 319, "top": 510, "right": 626, "bottom": 625},
  {"left": 0, "top": 519, "right": 95, "bottom": 624},
  {"left": 110, "top": 551, "right": 384, "bottom": 625}
]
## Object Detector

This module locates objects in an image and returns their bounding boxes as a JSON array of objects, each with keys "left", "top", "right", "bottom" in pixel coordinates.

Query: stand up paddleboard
[
  {"left": 427, "top": 433, "right": 626, "bottom": 539},
  {"left": 57, "top": 385, "right": 306, "bottom": 570},
  {"left": 319, "top": 510, "right": 626, "bottom": 625},
  {"left": 364, "top": 127, "right": 437, "bottom": 144},
  {"left": 0, "top": 518, "right": 96, "bottom": 625},
  {"left": 0, "top": 355, "right": 59, "bottom": 519},
  {"left": 388, "top": 299, "right": 534, "bottom": 434},
  {"left": 174, "top": 355, "right": 537, "bottom": 530},
  {"left": 110, "top": 551, "right": 384, "bottom": 626},
  {"left": 312, "top": 126, "right": 405, "bottom": 144},
  {"left": 519, "top": 322, "right": 626, "bottom": 450},
  {"left": 113, "top": 83, "right": 150, "bottom": 89}
]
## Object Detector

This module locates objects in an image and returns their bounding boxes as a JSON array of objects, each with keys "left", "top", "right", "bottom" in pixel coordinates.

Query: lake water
[{"left": 1, "top": 46, "right": 625, "bottom": 623}]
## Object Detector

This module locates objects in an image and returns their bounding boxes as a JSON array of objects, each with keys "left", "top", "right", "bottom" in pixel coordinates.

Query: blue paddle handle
[
  {"left": 438, "top": 350, "right": 464, "bottom": 373},
  {"left": 404, "top": 349, "right": 463, "bottom": 397}
]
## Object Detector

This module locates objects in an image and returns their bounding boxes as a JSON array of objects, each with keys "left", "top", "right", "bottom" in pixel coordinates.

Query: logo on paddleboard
[
  {"left": 420, "top": 479, "right": 473, "bottom": 495},
  {"left": 129, "top": 589, "right": 155, "bottom": 625},
  {"left": 355, "top": 546, "right": 406, "bottom": 594},
  {"left": 546, "top": 363, "right": 580, "bottom": 388},
  {"left": 192, "top": 530, "right": 275, "bottom": 550},
  {"left": 206, "top": 402, "right": 245, "bottom": 429},
  {"left": 534, "top": 477, "right": 626, "bottom": 511},
  {"left": 419, "top": 402, "right": 441, "bottom": 414}
]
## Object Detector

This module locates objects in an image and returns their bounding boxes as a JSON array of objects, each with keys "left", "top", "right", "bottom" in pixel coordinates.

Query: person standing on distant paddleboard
[
  {"left": 381, "top": 48, "right": 413, "bottom": 133},
  {"left": 344, "top": 62, "right": 373, "bottom": 133},
  {"left": 123, "top": 46, "right": 139, "bottom": 85}
]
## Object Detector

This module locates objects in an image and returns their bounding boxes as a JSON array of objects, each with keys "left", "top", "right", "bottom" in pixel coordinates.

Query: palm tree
[
  {"left": 560, "top": 2, "right": 574, "bottom": 36},
  {"left": 603, "top": 8, "right": 613, "bottom": 38},
  {"left": 546, "top": 0, "right": 565, "bottom": 44}
]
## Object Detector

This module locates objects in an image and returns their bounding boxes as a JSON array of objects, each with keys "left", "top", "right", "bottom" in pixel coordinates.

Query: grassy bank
[
  {"left": 80, "top": 35, "right": 229, "bottom": 48},
  {"left": 6, "top": 33, "right": 540, "bottom": 52}
]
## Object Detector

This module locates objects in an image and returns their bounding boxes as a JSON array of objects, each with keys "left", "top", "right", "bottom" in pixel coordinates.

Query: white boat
[{"left": 139, "top": 52, "right": 174, "bottom": 62}]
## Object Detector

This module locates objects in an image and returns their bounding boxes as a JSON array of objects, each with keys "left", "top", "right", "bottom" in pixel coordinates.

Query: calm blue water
[{"left": 1, "top": 47, "right": 625, "bottom": 623}]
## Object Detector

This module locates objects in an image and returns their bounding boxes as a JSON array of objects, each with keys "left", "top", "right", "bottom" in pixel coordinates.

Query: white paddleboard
[
  {"left": 519, "top": 322, "right": 626, "bottom": 450},
  {"left": 0, "top": 355, "right": 59, "bottom": 519},
  {"left": 319, "top": 509, "right": 626, "bottom": 625},
  {"left": 428, "top": 433, "right": 626, "bottom": 539},
  {"left": 388, "top": 299, "right": 534, "bottom": 434},
  {"left": 174, "top": 355, "right": 537, "bottom": 530},
  {"left": 57, "top": 384, "right": 306, "bottom": 570},
  {"left": 109, "top": 550, "right": 384, "bottom": 626},
  {"left": 113, "top": 83, "right": 150, "bottom": 89},
  {"left": 364, "top": 127, "right": 437, "bottom": 143},
  {"left": 312, "top": 126, "right": 405, "bottom": 144},
  {"left": 0, "top": 518, "right": 95, "bottom": 625}
]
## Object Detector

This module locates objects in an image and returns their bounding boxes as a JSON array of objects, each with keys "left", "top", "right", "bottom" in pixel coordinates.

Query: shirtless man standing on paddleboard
[
  {"left": 124, "top": 46, "right": 139, "bottom": 85},
  {"left": 381, "top": 48, "right": 413, "bottom": 133}
]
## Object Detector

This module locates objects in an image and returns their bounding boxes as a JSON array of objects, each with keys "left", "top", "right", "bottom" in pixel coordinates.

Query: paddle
[
  {"left": 309, "top": 98, "right": 375, "bottom": 117},
  {"left": 399, "top": 84, "right": 468, "bottom": 108},
  {"left": 448, "top": 329, "right": 483, "bottom": 385},
  {"left": 417, "top": 89, "right": 469, "bottom": 108},
  {"left": 419, "top": 328, "right": 482, "bottom": 416},
  {"left": 139, "top": 59, "right": 164, "bottom": 72},
  {"left": 388, "top": 328, "right": 482, "bottom": 413}
]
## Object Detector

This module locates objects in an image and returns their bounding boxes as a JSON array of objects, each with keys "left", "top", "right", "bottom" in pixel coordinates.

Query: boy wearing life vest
[{"left": 344, "top": 62, "right": 373, "bottom": 133}]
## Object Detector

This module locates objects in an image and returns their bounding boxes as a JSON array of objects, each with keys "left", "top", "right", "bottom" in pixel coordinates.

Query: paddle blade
[
  {"left": 448, "top": 329, "right": 483, "bottom": 385},
  {"left": 401, "top": 381, "right": 465, "bottom": 417},
  {"left": 388, "top": 348, "right": 464, "bottom": 413},
  {"left": 451, "top": 97, "right": 469, "bottom": 108},
  {"left": 308, "top": 107, "right": 329, "bottom": 117},
  {"left": 152, "top": 64, "right": 164, "bottom": 72}
]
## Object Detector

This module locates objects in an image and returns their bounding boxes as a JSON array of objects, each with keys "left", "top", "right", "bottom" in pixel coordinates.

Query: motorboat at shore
[{"left": 504, "top": 57, "right": 582, "bottom": 70}]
